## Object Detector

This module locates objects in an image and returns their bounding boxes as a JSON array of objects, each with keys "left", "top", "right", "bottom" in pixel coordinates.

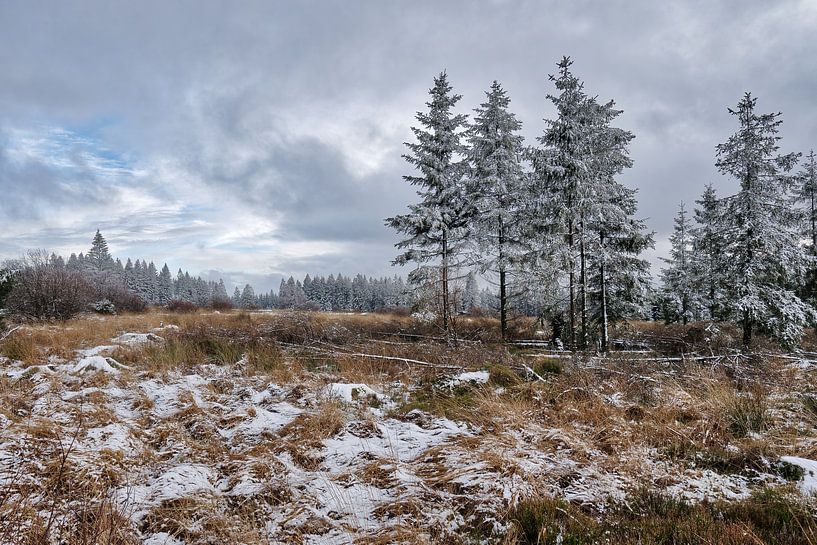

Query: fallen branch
[
  {"left": 280, "top": 342, "right": 463, "bottom": 371},
  {"left": 0, "top": 326, "right": 22, "bottom": 343}
]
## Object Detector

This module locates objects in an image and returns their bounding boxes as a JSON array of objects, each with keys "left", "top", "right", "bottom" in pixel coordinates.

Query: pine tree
[
  {"left": 716, "top": 93, "right": 811, "bottom": 348},
  {"left": 158, "top": 264, "right": 173, "bottom": 305},
  {"left": 240, "top": 284, "right": 256, "bottom": 309},
  {"left": 232, "top": 287, "right": 241, "bottom": 306},
  {"left": 461, "top": 271, "right": 479, "bottom": 313},
  {"left": 690, "top": 184, "right": 725, "bottom": 320},
  {"left": 466, "top": 81, "right": 527, "bottom": 338},
  {"left": 66, "top": 253, "right": 80, "bottom": 271},
  {"left": 85, "top": 230, "right": 113, "bottom": 273},
  {"left": 795, "top": 150, "right": 817, "bottom": 306},
  {"left": 386, "top": 72, "right": 473, "bottom": 339},
  {"left": 531, "top": 57, "right": 596, "bottom": 349},
  {"left": 660, "top": 203, "right": 697, "bottom": 324}
]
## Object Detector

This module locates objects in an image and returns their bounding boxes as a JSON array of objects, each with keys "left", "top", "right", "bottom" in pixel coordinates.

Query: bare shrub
[
  {"left": 167, "top": 299, "right": 198, "bottom": 313},
  {"left": 4, "top": 250, "right": 93, "bottom": 320},
  {"left": 210, "top": 297, "right": 234, "bottom": 311}
]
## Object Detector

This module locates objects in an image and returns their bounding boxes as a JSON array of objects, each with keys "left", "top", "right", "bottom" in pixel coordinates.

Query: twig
[{"left": 0, "top": 326, "right": 22, "bottom": 343}]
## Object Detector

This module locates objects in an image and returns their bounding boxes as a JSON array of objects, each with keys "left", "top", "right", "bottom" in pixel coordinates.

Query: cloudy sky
[{"left": 1, "top": 0, "right": 816, "bottom": 292}]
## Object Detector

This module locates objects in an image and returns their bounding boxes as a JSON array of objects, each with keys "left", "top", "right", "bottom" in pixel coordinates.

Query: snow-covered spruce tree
[
  {"left": 465, "top": 81, "right": 527, "bottom": 338},
  {"left": 232, "top": 287, "right": 241, "bottom": 307},
  {"left": 240, "top": 284, "right": 256, "bottom": 309},
  {"left": 157, "top": 264, "right": 173, "bottom": 305},
  {"left": 690, "top": 183, "right": 726, "bottom": 320},
  {"left": 660, "top": 202, "right": 698, "bottom": 324},
  {"left": 795, "top": 150, "right": 817, "bottom": 307},
  {"left": 716, "top": 93, "right": 811, "bottom": 348},
  {"left": 530, "top": 57, "right": 596, "bottom": 349},
  {"left": 584, "top": 90, "right": 652, "bottom": 349},
  {"left": 386, "top": 72, "right": 473, "bottom": 338},
  {"left": 461, "top": 271, "right": 479, "bottom": 313},
  {"left": 85, "top": 230, "right": 114, "bottom": 274}
]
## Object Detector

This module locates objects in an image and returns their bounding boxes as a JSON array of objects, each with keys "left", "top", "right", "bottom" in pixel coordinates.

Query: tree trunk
[
  {"left": 743, "top": 309, "right": 752, "bottom": 348},
  {"left": 600, "top": 232, "right": 609, "bottom": 352},
  {"left": 441, "top": 232, "right": 450, "bottom": 338},
  {"left": 567, "top": 219, "right": 576, "bottom": 350},
  {"left": 498, "top": 218, "right": 507, "bottom": 340},
  {"left": 579, "top": 217, "right": 588, "bottom": 349}
]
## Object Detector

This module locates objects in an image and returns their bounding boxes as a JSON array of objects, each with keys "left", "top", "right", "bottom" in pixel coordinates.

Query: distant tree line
[{"left": 0, "top": 231, "right": 419, "bottom": 318}]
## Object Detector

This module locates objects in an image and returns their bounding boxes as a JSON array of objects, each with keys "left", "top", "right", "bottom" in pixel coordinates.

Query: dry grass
[{"left": 3, "top": 311, "right": 817, "bottom": 543}]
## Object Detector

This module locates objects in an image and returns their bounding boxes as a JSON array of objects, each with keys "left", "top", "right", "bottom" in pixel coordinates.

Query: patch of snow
[
  {"left": 143, "top": 533, "right": 184, "bottom": 545},
  {"left": 149, "top": 464, "right": 216, "bottom": 502},
  {"left": 326, "top": 383, "right": 383, "bottom": 404},
  {"left": 112, "top": 332, "right": 164, "bottom": 346},
  {"left": 151, "top": 324, "right": 180, "bottom": 333},
  {"left": 72, "top": 355, "right": 128, "bottom": 374},
  {"left": 224, "top": 403, "right": 302, "bottom": 442},
  {"left": 780, "top": 456, "right": 817, "bottom": 495},
  {"left": 84, "top": 423, "right": 138, "bottom": 455},
  {"left": 448, "top": 370, "right": 489, "bottom": 386},
  {"left": 77, "top": 345, "right": 118, "bottom": 357},
  {"left": 665, "top": 469, "right": 752, "bottom": 502}
]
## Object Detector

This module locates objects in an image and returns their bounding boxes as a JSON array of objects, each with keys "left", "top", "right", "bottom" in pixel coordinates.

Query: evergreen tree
[
  {"left": 66, "top": 253, "right": 80, "bottom": 271},
  {"left": 716, "top": 93, "right": 811, "bottom": 347},
  {"left": 232, "top": 286, "right": 241, "bottom": 306},
  {"left": 213, "top": 279, "right": 229, "bottom": 300},
  {"left": 690, "top": 184, "right": 726, "bottom": 320},
  {"left": 240, "top": 284, "right": 256, "bottom": 309},
  {"left": 158, "top": 264, "right": 173, "bottom": 305},
  {"left": 85, "top": 230, "right": 114, "bottom": 273},
  {"left": 795, "top": 150, "right": 817, "bottom": 307},
  {"left": 531, "top": 57, "right": 596, "bottom": 348},
  {"left": 660, "top": 202, "right": 697, "bottom": 324},
  {"left": 386, "top": 72, "right": 473, "bottom": 338},
  {"left": 461, "top": 271, "right": 479, "bottom": 313},
  {"left": 466, "top": 81, "right": 527, "bottom": 338}
]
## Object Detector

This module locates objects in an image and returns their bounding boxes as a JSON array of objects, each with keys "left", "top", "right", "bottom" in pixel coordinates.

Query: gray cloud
[{"left": 1, "top": 0, "right": 816, "bottom": 284}]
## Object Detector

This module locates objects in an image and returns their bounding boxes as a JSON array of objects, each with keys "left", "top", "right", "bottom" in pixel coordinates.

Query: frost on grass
[{"left": 1, "top": 327, "right": 816, "bottom": 543}]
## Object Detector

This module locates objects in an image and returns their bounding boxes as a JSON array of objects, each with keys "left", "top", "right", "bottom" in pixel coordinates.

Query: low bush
[
  {"left": 89, "top": 299, "right": 116, "bottom": 314},
  {"left": 210, "top": 297, "right": 234, "bottom": 311},
  {"left": 167, "top": 300, "right": 198, "bottom": 313},
  {"left": 4, "top": 250, "right": 93, "bottom": 320}
]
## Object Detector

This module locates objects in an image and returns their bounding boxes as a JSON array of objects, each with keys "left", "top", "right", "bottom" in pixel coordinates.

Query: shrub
[
  {"left": 104, "top": 287, "right": 147, "bottom": 313},
  {"left": 4, "top": 250, "right": 93, "bottom": 320},
  {"left": 0, "top": 268, "right": 14, "bottom": 308},
  {"left": 89, "top": 299, "right": 116, "bottom": 315},
  {"left": 210, "top": 297, "right": 234, "bottom": 311},
  {"left": 167, "top": 300, "right": 198, "bottom": 313}
]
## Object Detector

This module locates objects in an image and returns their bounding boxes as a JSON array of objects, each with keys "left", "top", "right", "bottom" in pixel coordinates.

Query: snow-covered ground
[{"left": 1, "top": 327, "right": 815, "bottom": 543}]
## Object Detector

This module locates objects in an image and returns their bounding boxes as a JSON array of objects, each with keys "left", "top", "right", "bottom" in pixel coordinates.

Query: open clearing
[{"left": 1, "top": 311, "right": 816, "bottom": 544}]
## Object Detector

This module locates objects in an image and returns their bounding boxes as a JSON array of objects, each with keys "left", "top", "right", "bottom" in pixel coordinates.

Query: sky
[{"left": 1, "top": 0, "right": 816, "bottom": 292}]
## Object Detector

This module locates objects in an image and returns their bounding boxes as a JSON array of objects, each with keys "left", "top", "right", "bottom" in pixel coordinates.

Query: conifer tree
[
  {"left": 386, "top": 72, "right": 472, "bottom": 339},
  {"left": 716, "top": 93, "right": 811, "bottom": 347},
  {"left": 158, "top": 264, "right": 173, "bottom": 305},
  {"left": 795, "top": 150, "right": 817, "bottom": 306},
  {"left": 85, "top": 230, "right": 113, "bottom": 273},
  {"left": 240, "top": 284, "right": 256, "bottom": 309},
  {"left": 690, "top": 184, "right": 725, "bottom": 320},
  {"left": 466, "top": 81, "right": 527, "bottom": 338},
  {"left": 531, "top": 57, "right": 596, "bottom": 348},
  {"left": 660, "top": 202, "right": 697, "bottom": 324}
]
